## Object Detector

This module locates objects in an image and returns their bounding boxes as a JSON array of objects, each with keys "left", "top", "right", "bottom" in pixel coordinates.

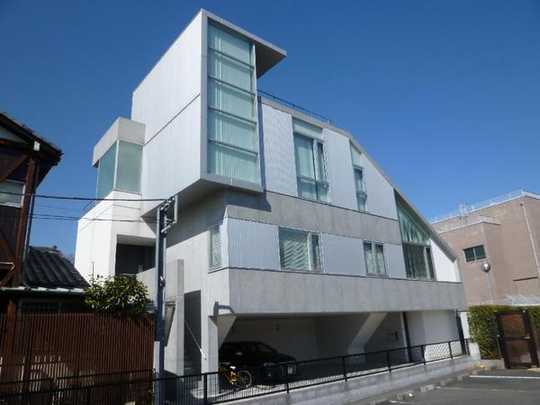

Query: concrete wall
[
  {"left": 435, "top": 195, "right": 540, "bottom": 304},
  {"left": 365, "top": 312, "right": 407, "bottom": 352},
  {"left": 406, "top": 310, "right": 459, "bottom": 346},
  {"left": 431, "top": 239, "right": 460, "bottom": 282},
  {"left": 137, "top": 260, "right": 184, "bottom": 375},
  {"left": 74, "top": 190, "right": 155, "bottom": 280},
  {"left": 210, "top": 268, "right": 465, "bottom": 316}
]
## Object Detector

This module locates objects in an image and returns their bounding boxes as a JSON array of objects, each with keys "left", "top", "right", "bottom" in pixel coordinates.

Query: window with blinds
[
  {"left": 364, "top": 241, "right": 386, "bottom": 275},
  {"left": 293, "top": 119, "right": 329, "bottom": 202},
  {"left": 279, "top": 228, "right": 321, "bottom": 272},
  {"left": 351, "top": 145, "right": 367, "bottom": 211},
  {"left": 209, "top": 225, "right": 222, "bottom": 269},
  {"left": 207, "top": 23, "right": 260, "bottom": 184}
]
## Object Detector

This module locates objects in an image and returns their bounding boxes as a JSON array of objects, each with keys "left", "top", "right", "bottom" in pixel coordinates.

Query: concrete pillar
[{"left": 201, "top": 316, "right": 219, "bottom": 372}]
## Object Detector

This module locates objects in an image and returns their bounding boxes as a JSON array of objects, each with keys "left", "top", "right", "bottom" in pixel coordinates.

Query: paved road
[{"left": 379, "top": 369, "right": 540, "bottom": 405}]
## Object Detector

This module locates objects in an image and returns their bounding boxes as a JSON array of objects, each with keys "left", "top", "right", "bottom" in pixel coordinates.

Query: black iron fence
[{"left": 0, "top": 339, "right": 469, "bottom": 405}]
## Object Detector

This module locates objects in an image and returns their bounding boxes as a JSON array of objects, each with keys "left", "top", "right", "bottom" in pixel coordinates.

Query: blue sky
[{"left": 1, "top": 0, "right": 539, "bottom": 254}]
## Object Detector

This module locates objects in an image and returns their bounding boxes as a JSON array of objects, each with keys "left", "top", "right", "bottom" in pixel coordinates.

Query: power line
[
  {"left": 33, "top": 213, "right": 156, "bottom": 224},
  {"left": 0, "top": 191, "right": 166, "bottom": 202}
]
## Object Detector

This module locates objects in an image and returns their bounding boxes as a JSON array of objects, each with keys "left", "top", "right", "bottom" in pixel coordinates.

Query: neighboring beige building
[{"left": 432, "top": 190, "right": 540, "bottom": 306}]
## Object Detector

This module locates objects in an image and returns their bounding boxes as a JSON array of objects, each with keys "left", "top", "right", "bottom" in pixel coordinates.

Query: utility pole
[{"left": 154, "top": 196, "right": 177, "bottom": 405}]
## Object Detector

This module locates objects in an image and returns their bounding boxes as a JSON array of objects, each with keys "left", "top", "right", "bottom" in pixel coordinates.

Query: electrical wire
[{"left": 0, "top": 191, "right": 166, "bottom": 202}]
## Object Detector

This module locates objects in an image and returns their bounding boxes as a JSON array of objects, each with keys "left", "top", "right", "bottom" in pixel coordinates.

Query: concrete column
[{"left": 201, "top": 316, "right": 219, "bottom": 372}]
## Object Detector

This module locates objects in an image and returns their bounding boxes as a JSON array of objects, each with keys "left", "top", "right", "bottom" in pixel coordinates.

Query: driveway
[{"left": 375, "top": 369, "right": 540, "bottom": 405}]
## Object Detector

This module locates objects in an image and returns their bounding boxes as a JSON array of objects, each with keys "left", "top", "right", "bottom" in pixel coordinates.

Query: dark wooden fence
[{"left": 0, "top": 313, "right": 154, "bottom": 393}]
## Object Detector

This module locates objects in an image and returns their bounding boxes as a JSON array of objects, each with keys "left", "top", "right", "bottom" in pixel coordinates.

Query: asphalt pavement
[{"left": 376, "top": 369, "right": 540, "bottom": 405}]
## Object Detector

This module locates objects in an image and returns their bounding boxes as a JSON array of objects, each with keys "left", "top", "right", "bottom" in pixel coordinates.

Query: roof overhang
[{"left": 203, "top": 9, "right": 287, "bottom": 77}]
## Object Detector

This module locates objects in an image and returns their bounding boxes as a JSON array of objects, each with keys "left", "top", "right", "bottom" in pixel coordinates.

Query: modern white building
[{"left": 75, "top": 9, "right": 465, "bottom": 376}]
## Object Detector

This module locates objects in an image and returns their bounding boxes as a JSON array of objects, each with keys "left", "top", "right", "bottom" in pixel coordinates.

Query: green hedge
[{"left": 468, "top": 305, "right": 540, "bottom": 359}]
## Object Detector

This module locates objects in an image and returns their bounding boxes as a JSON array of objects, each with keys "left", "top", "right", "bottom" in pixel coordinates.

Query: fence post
[
  {"left": 422, "top": 345, "right": 426, "bottom": 365},
  {"left": 203, "top": 373, "right": 208, "bottom": 405},
  {"left": 284, "top": 365, "right": 290, "bottom": 394},
  {"left": 86, "top": 387, "right": 91, "bottom": 405},
  {"left": 386, "top": 351, "right": 392, "bottom": 373},
  {"left": 448, "top": 342, "right": 453, "bottom": 359},
  {"left": 341, "top": 356, "right": 348, "bottom": 381}
]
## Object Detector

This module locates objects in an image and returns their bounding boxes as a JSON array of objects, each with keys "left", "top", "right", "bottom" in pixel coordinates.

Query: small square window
[
  {"left": 464, "top": 245, "right": 486, "bottom": 262},
  {"left": 0, "top": 180, "right": 24, "bottom": 208},
  {"left": 364, "top": 241, "right": 386, "bottom": 276},
  {"left": 279, "top": 228, "right": 321, "bottom": 272}
]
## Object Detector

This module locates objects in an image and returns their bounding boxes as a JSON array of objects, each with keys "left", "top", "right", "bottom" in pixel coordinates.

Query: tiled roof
[{"left": 23, "top": 246, "right": 89, "bottom": 290}]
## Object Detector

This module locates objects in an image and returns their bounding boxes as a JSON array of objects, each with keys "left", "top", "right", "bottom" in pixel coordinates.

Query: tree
[{"left": 85, "top": 275, "right": 150, "bottom": 316}]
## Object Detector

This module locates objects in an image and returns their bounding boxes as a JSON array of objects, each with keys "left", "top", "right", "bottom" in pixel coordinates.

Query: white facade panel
[
  {"left": 141, "top": 97, "right": 201, "bottom": 208},
  {"left": 321, "top": 233, "right": 365, "bottom": 276},
  {"left": 260, "top": 103, "right": 297, "bottom": 196},
  {"left": 226, "top": 218, "right": 280, "bottom": 270},
  {"left": 323, "top": 128, "right": 357, "bottom": 210},
  {"left": 431, "top": 239, "right": 460, "bottom": 282},
  {"left": 352, "top": 145, "right": 398, "bottom": 219},
  {"left": 384, "top": 243, "right": 407, "bottom": 279},
  {"left": 131, "top": 13, "right": 202, "bottom": 141}
]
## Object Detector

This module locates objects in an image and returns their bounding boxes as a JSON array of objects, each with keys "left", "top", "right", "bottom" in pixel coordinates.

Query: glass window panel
[
  {"left": 357, "top": 192, "right": 367, "bottom": 211},
  {"left": 279, "top": 228, "right": 310, "bottom": 271},
  {"left": 354, "top": 168, "right": 364, "bottom": 192},
  {"left": 208, "top": 51, "right": 252, "bottom": 91},
  {"left": 209, "top": 226, "right": 221, "bottom": 269},
  {"left": 316, "top": 181, "right": 329, "bottom": 203},
  {"left": 208, "top": 79, "right": 254, "bottom": 120},
  {"left": 375, "top": 244, "right": 386, "bottom": 275},
  {"left": 294, "top": 135, "right": 316, "bottom": 179},
  {"left": 208, "top": 24, "right": 252, "bottom": 65},
  {"left": 351, "top": 145, "right": 362, "bottom": 166},
  {"left": 397, "top": 200, "right": 429, "bottom": 245},
  {"left": 208, "top": 142, "right": 259, "bottom": 183},
  {"left": 310, "top": 234, "right": 321, "bottom": 271},
  {"left": 316, "top": 142, "right": 327, "bottom": 182},
  {"left": 464, "top": 248, "right": 475, "bottom": 262},
  {"left": 0, "top": 181, "right": 24, "bottom": 207},
  {"left": 426, "top": 247, "right": 435, "bottom": 279},
  {"left": 364, "top": 242, "right": 374, "bottom": 274},
  {"left": 116, "top": 141, "right": 142, "bottom": 193},
  {"left": 292, "top": 118, "right": 322, "bottom": 138},
  {"left": 96, "top": 142, "right": 117, "bottom": 199},
  {"left": 474, "top": 245, "right": 486, "bottom": 260},
  {"left": 297, "top": 178, "right": 317, "bottom": 200},
  {"left": 208, "top": 110, "right": 257, "bottom": 152}
]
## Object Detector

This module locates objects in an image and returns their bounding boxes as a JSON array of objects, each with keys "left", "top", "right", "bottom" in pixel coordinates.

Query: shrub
[
  {"left": 85, "top": 275, "right": 150, "bottom": 316},
  {"left": 468, "top": 305, "right": 540, "bottom": 359}
]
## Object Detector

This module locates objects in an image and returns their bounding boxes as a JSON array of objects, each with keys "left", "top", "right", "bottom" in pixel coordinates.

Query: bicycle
[{"left": 219, "top": 363, "right": 253, "bottom": 390}]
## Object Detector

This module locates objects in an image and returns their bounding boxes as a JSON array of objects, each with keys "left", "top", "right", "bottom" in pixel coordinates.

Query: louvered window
[{"left": 279, "top": 228, "right": 321, "bottom": 271}]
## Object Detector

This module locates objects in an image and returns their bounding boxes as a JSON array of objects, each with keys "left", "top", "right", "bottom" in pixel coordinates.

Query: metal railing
[{"left": 0, "top": 339, "right": 469, "bottom": 405}]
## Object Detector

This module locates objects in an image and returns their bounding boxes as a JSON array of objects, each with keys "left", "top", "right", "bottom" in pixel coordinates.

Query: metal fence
[
  {"left": 0, "top": 312, "right": 154, "bottom": 398},
  {"left": 0, "top": 339, "right": 468, "bottom": 404}
]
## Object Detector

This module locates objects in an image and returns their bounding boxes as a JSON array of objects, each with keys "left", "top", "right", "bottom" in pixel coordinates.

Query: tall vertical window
[
  {"left": 351, "top": 146, "right": 367, "bottom": 211},
  {"left": 279, "top": 228, "right": 321, "bottom": 272},
  {"left": 293, "top": 119, "right": 328, "bottom": 202},
  {"left": 96, "top": 141, "right": 142, "bottom": 198},
  {"left": 209, "top": 225, "right": 222, "bottom": 269},
  {"left": 207, "top": 23, "right": 259, "bottom": 184},
  {"left": 397, "top": 199, "right": 435, "bottom": 280},
  {"left": 364, "top": 241, "right": 386, "bottom": 276}
]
